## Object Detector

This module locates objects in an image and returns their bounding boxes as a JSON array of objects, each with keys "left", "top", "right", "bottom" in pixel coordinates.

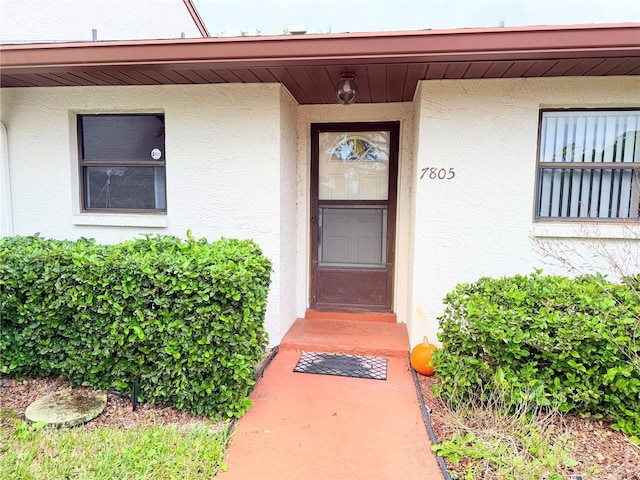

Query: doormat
[{"left": 293, "top": 352, "right": 387, "bottom": 380}]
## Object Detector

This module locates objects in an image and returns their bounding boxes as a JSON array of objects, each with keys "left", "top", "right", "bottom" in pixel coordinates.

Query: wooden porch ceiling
[{"left": 1, "top": 23, "right": 639, "bottom": 104}]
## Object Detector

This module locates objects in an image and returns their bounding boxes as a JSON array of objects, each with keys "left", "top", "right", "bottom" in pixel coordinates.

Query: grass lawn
[
  {"left": 0, "top": 350, "right": 277, "bottom": 479},
  {"left": 0, "top": 409, "right": 229, "bottom": 480}
]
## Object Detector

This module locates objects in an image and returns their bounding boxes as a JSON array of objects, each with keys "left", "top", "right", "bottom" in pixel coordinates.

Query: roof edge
[
  {"left": 1, "top": 23, "right": 638, "bottom": 72},
  {"left": 3, "top": 22, "right": 639, "bottom": 49}
]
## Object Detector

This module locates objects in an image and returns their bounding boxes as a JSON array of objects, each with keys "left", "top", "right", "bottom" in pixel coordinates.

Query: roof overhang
[{"left": 1, "top": 23, "right": 639, "bottom": 104}]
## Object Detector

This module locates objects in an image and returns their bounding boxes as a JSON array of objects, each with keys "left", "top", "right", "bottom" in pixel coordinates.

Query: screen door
[{"left": 310, "top": 122, "right": 399, "bottom": 312}]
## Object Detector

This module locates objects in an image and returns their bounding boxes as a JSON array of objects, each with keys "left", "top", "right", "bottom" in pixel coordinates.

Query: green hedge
[
  {"left": 0, "top": 233, "right": 271, "bottom": 418},
  {"left": 434, "top": 271, "right": 640, "bottom": 439}
]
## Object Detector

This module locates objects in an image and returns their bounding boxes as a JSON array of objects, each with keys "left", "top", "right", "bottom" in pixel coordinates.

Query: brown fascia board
[{"left": 1, "top": 23, "right": 639, "bottom": 74}]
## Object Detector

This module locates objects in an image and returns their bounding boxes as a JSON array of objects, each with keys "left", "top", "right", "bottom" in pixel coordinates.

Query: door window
[{"left": 318, "top": 132, "right": 390, "bottom": 200}]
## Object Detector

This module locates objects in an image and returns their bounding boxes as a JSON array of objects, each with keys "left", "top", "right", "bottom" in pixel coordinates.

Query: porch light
[{"left": 335, "top": 73, "right": 358, "bottom": 105}]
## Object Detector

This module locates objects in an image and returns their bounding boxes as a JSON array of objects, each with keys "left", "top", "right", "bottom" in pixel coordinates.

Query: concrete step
[
  {"left": 305, "top": 309, "right": 397, "bottom": 323},
  {"left": 280, "top": 317, "right": 410, "bottom": 359}
]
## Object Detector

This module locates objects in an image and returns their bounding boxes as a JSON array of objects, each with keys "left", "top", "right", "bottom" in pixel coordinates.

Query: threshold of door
[{"left": 305, "top": 309, "right": 397, "bottom": 323}]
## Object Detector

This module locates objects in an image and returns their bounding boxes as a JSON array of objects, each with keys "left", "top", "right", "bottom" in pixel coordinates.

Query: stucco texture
[
  {"left": 2, "top": 75, "right": 639, "bottom": 348},
  {"left": 0, "top": 83, "right": 291, "bottom": 345},
  {"left": 410, "top": 76, "right": 640, "bottom": 347}
]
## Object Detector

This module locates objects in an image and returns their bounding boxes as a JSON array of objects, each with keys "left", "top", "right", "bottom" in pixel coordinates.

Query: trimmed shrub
[
  {"left": 434, "top": 271, "right": 640, "bottom": 439},
  {"left": 0, "top": 233, "right": 271, "bottom": 418}
]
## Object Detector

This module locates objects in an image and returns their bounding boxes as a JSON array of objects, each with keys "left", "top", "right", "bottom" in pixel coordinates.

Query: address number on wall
[{"left": 420, "top": 167, "right": 456, "bottom": 180}]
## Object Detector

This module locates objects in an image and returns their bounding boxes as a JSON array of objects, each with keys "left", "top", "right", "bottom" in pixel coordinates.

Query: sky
[{"left": 192, "top": 0, "right": 640, "bottom": 37}]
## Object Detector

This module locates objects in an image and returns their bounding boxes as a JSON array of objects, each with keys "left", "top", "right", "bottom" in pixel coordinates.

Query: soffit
[{"left": 1, "top": 23, "right": 639, "bottom": 104}]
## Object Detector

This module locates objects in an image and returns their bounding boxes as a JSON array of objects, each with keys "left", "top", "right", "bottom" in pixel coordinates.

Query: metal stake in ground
[{"left": 132, "top": 373, "right": 139, "bottom": 412}]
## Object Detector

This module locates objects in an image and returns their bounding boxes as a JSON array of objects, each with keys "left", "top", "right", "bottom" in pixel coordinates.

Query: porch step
[
  {"left": 305, "top": 309, "right": 397, "bottom": 323},
  {"left": 280, "top": 317, "right": 410, "bottom": 359}
]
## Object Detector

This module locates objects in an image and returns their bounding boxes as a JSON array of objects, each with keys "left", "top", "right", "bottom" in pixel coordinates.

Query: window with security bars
[
  {"left": 536, "top": 110, "right": 639, "bottom": 221},
  {"left": 79, "top": 114, "right": 166, "bottom": 212}
]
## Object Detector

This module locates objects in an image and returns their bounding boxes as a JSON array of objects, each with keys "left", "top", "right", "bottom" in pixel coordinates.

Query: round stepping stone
[{"left": 25, "top": 390, "right": 107, "bottom": 428}]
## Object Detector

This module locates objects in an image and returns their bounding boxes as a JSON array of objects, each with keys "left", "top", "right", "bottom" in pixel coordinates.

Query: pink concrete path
[{"left": 218, "top": 318, "right": 443, "bottom": 480}]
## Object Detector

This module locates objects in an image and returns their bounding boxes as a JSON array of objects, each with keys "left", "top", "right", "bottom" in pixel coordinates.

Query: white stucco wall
[
  {"left": 0, "top": 83, "right": 294, "bottom": 345},
  {"left": 411, "top": 76, "right": 640, "bottom": 348},
  {"left": 0, "top": 121, "right": 12, "bottom": 237},
  {"left": 296, "top": 103, "right": 416, "bottom": 328},
  {"left": 0, "top": 0, "right": 202, "bottom": 43},
  {"left": 276, "top": 89, "right": 299, "bottom": 342},
  {"left": 2, "top": 75, "right": 638, "bottom": 350}
]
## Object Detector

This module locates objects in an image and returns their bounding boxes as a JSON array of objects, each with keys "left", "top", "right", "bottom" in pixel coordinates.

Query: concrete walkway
[{"left": 218, "top": 317, "right": 443, "bottom": 480}]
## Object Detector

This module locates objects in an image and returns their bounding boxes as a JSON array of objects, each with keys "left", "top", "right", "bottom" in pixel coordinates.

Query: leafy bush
[
  {"left": 434, "top": 271, "right": 640, "bottom": 440},
  {"left": 0, "top": 233, "right": 271, "bottom": 418}
]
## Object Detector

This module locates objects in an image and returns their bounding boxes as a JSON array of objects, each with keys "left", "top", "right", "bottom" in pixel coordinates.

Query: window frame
[
  {"left": 77, "top": 113, "right": 167, "bottom": 214},
  {"left": 534, "top": 108, "right": 640, "bottom": 223}
]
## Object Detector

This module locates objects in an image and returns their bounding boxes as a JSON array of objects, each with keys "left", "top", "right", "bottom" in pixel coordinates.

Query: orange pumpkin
[{"left": 410, "top": 336, "right": 437, "bottom": 376}]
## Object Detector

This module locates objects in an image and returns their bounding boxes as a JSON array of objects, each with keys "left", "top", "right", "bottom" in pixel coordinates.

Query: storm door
[{"left": 310, "top": 122, "right": 399, "bottom": 312}]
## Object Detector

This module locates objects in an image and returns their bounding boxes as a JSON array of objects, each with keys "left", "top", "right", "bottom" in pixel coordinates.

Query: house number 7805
[{"left": 420, "top": 167, "right": 456, "bottom": 180}]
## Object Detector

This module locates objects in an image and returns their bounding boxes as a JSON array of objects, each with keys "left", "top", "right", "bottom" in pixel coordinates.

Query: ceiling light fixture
[{"left": 335, "top": 73, "right": 358, "bottom": 105}]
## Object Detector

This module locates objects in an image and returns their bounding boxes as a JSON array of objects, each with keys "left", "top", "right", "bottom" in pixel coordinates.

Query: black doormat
[{"left": 293, "top": 352, "right": 387, "bottom": 380}]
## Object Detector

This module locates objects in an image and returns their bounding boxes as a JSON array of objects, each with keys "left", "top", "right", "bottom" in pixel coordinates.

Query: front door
[{"left": 310, "top": 122, "right": 399, "bottom": 312}]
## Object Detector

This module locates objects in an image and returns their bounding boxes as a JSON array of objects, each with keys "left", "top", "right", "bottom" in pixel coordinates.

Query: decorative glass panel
[{"left": 319, "top": 131, "right": 390, "bottom": 200}]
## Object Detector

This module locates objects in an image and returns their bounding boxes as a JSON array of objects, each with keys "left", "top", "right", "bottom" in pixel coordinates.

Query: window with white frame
[
  {"left": 79, "top": 114, "right": 166, "bottom": 212},
  {"left": 536, "top": 110, "right": 639, "bottom": 221}
]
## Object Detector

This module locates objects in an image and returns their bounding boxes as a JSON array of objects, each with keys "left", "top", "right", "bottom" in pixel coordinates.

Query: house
[{"left": 1, "top": 10, "right": 639, "bottom": 347}]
